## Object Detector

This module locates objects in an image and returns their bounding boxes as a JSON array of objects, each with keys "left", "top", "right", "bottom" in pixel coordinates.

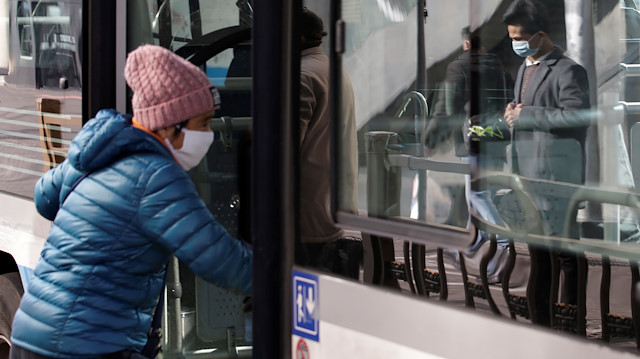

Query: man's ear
[{"left": 462, "top": 39, "right": 471, "bottom": 51}]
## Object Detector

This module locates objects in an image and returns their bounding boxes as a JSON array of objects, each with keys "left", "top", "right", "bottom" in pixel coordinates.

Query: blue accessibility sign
[{"left": 292, "top": 270, "right": 319, "bottom": 341}]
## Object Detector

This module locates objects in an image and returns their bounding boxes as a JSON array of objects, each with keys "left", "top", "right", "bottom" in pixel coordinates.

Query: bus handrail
[
  {"left": 469, "top": 172, "right": 640, "bottom": 260},
  {"left": 620, "top": 62, "right": 640, "bottom": 76},
  {"left": 471, "top": 214, "right": 640, "bottom": 262},
  {"left": 210, "top": 116, "right": 251, "bottom": 131},
  {"left": 387, "top": 153, "right": 470, "bottom": 174},
  {"left": 394, "top": 91, "right": 428, "bottom": 119},
  {"left": 616, "top": 101, "right": 640, "bottom": 115},
  {"left": 366, "top": 135, "right": 640, "bottom": 258},
  {"left": 337, "top": 210, "right": 476, "bottom": 250}
]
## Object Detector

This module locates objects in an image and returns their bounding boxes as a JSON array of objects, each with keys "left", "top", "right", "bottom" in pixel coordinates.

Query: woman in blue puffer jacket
[{"left": 10, "top": 45, "right": 252, "bottom": 359}]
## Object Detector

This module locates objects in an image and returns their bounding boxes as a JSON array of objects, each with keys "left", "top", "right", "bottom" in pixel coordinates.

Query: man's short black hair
[
  {"left": 462, "top": 26, "right": 481, "bottom": 51},
  {"left": 301, "top": 8, "right": 327, "bottom": 43},
  {"left": 502, "top": 0, "right": 549, "bottom": 35}
]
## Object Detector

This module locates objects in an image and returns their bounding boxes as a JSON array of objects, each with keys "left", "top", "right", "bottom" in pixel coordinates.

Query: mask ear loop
[{"left": 528, "top": 32, "right": 541, "bottom": 47}]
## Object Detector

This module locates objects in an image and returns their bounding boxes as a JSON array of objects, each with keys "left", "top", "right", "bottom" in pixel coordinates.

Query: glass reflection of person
[
  {"left": 502, "top": 0, "right": 591, "bottom": 327},
  {"left": 423, "top": 26, "right": 513, "bottom": 283},
  {"left": 298, "top": 8, "right": 361, "bottom": 279}
]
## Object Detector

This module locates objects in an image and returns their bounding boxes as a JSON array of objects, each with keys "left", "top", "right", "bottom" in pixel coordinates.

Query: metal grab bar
[
  {"left": 394, "top": 91, "right": 428, "bottom": 119},
  {"left": 469, "top": 172, "right": 640, "bottom": 260},
  {"left": 616, "top": 101, "right": 640, "bottom": 115},
  {"left": 387, "top": 154, "right": 470, "bottom": 174},
  {"left": 210, "top": 116, "right": 252, "bottom": 131},
  {"left": 363, "top": 139, "right": 640, "bottom": 257},
  {"left": 620, "top": 63, "right": 640, "bottom": 76},
  {"left": 393, "top": 91, "right": 429, "bottom": 224}
]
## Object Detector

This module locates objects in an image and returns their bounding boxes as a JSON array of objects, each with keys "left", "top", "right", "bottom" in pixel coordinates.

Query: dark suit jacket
[
  {"left": 512, "top": 46, "right": 591, "bottom": 184},
  {"left": 425, "top": 51, "right": 513, "bottom": 157}
]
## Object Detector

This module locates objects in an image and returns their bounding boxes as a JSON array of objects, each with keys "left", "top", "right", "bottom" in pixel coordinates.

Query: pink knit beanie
[{"left": 124, "top": 44, "right": 215, "bottom": 131}]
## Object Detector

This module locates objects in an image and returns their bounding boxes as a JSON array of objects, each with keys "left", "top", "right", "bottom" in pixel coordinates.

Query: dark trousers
[
  {"left": 301, "top": 238, "right": 363, "bottom": 279},
  {"left": 10, "top": 345, "right": 54, "bottom": 359},
  {"left": 530, "top": 246, "right": 585, "bottom": 327},
  {"left": 10, "top": 345, "right": 147, "bottom": 359}
]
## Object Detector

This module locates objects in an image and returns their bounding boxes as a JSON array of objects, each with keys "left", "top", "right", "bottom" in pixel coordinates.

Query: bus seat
[{"left": 36, "top": 98, "right": 81, "bottom": 172}]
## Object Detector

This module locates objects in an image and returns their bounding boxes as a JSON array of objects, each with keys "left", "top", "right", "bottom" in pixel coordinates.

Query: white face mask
[{"left": 165, "top": 128, "right": 214, "bottom": 171}]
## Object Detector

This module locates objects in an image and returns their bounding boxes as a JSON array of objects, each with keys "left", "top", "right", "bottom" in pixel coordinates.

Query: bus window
[
  {"left": 33, "top": 2, "right": 80, "bottom": 89},
  {"left": 0, "top": 0, "right": 82, "bottom": 199},
  {"left": 0, "top": 0, "right": 8, "bottom": 75},
  {"left": 17, "top": 0, "right": 31, "bottom": 58},
  {"left": 329, "top": 0, "right": 640, "bottom": 351},
  {"left": 142, "top": 0, "right": 247, "bottom": 51}
]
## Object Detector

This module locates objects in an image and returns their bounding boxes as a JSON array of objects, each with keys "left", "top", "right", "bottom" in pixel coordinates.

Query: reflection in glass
[
  {"left": 0, "top": 0, "right": 82, "bottom": 199},
  {"left": 336, "top": 0, "right": 640, "bottom": 350}
]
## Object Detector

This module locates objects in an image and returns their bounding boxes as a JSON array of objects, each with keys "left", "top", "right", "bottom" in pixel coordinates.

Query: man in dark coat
[{"left": 502, "top": 0, "right": 592, "bottom": 327}]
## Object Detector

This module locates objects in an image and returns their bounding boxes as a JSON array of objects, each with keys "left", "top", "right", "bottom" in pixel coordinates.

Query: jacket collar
[
  {"left": 132, "top": 118, "right": 178, "bottom": 162},
  {"left": 302, "top": 46, "right": 324, "bottom": 57},
  {"left": 514, "top": 46, "right": 564, "bottom": 104}
]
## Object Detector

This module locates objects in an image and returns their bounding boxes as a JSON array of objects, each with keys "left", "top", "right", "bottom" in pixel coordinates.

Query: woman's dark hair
[
  {"left": 175, "top": 119, "right": 189, "bottom": 134},
  {"left": 502, "top": 0, "right": 549, "bottom": 35}
]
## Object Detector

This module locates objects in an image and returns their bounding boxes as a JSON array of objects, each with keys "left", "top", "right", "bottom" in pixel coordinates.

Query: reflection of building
[
  {"left": 343, "top": 0, "right": 508, "bottom": 131},
  {"left": 5, "top": 0, "right": 83, "bottom": 89}
]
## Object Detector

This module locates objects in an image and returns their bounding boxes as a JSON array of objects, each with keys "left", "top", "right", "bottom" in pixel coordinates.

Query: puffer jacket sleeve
[
  {"left": 34, "top": 160, "right": 70, "bottom": 220},
  {"left": 137, "top": 160, "right": 252, "bottom": 294}
]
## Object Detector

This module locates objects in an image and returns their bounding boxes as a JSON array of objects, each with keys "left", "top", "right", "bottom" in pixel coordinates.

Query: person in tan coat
[{"left": 298, "top": 8, "right": 360, "bottom": 278}]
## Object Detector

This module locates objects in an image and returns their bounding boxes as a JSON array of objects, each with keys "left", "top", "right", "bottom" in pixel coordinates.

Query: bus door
[
  {"left": 126, "top": 1, "right": 254, "bottom": 357},
  {"left": 289, "top": 0, "right": 640, "bottom": 358}
]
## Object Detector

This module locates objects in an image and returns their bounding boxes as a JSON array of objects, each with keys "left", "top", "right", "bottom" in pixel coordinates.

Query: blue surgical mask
[{"left": 512, "top": 32, "right": 540, "bottom": 58}]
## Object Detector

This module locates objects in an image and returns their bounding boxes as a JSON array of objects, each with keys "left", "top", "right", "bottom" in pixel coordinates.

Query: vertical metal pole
[
  {"left": 565, "top": 0, "right": 605, "bottom": 235},
  {"left": 363, "top": 132, "right": 400, "bottom": 285},
  {"left": 330, "top": 0, "right": 340, "bottom": 224},
  {"left": 252, "top": 0, "right": 297, "bottom": 357},
  {"left": 416, "top": 0, "right": 427, "bottom": 222},
  {"left": 188, "top": 0, "right": 202, "bottom": 39},
  {"left": 83, "top": 0, "right": 116, "bottom": 121},
  {"left": 411, "top": 1, "right": 428, "bottom": 295},
  {"left": 365, "top": 132, "right": 400, "bottom": 218},
  {"left": 156, "top": 0, "right": 172, "bottom": 49},
  {"left": 564, "top": 0, "right": 597, "bottom": 105},
  {"left": 115, "top": 0, "right": 126, "bottom": 113},
  {"left": 165, "top": 256, "right": 183, "bottom": 352}
]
